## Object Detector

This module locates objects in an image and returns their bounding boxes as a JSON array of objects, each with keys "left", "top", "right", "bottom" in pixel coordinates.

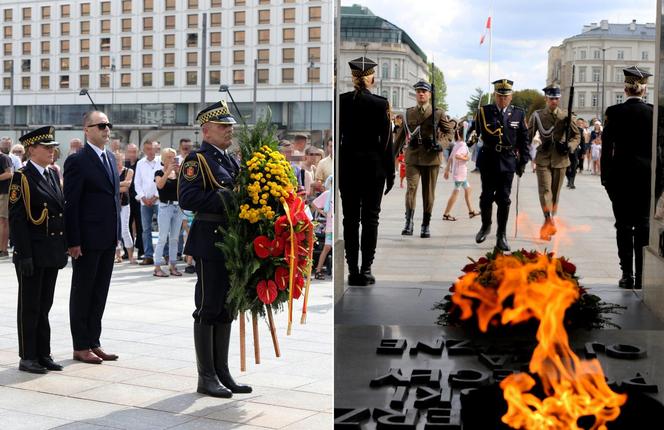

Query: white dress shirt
[{"left": 134, "top": 156, "right": 160, "bottom": 204}]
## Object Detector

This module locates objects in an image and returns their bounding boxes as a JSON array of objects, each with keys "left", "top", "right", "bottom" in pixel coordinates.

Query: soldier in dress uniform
[
  {"left": 394, "top": 80, "right": 455, "bottom": 238},
  {"left": 339, "top": 57, "right": 394, "bottom": 286},
  {"left": 473, "top": 79, "right": 530, "bottom": 251},
  {"left": 601, "top": 66, "right": 654, "bottom": 289},
  {"left": 178, "top": 100, "right": 252, "bottom": 397},
  {"left": 528, "top": 85, "right": 580, "bottom": 240},
  {"left": 9, "top": 126, "right": 67, "bottom": 373}
]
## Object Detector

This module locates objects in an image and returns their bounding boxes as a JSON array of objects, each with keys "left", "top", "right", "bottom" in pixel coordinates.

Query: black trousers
[
  {"left": 69, "top": 247, "right": 115, "bottom": 351},
  {"left": 129, "top": 197, "right": 143, "bottom": 256},
  {"left": 339, "top": 178, "right": 385, "bottom": 271},
  {"left": 566, "top": 151, "right": 578, "bottom": 182},
  {"left": 609, "top": 191, "right": 650, "bottom": 281},
  {"left": 479, "top": 167, "right": 514, "bottom": 230},
  {"left": 193, "top": 257, "right": 233, "bottom": 324},
  {"left": 16, "top": 266, "right": 58, "bottom": 359}
]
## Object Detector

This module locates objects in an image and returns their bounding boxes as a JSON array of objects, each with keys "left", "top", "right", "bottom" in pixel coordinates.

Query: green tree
[
  {"left": 466, "top": 87, "right": 490, "bottom": 116},
  {"left": 429, "top": 63, "right": 448, "bottom": 111},
  {"left": 511, "top": 89, "right": 546, "bottom": 119}
]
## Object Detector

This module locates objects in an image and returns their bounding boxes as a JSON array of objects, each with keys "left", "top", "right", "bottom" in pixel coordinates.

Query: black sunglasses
[{"left": 87, "top": 122, "right": 113, "bottom": 130}]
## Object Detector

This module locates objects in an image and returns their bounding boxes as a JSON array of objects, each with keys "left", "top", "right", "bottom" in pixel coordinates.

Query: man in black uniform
[
  {"left": 339, "top": 57, "right": 394, "bottom": 286},
  {"left": 473, "top": 79, "right": 530, "bottom": 251},
  {"left": 9, "top": 126, "right": 68, "bottom": 373},
  {"left": 602, "top": 66, "right": 654, "bottom": 289},
  {"left": 178, "top": 100, "right": 251, "bottom": 397}
]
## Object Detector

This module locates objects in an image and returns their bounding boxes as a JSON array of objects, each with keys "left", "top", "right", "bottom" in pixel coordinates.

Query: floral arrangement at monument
[{"left": 434, "top": 249, "right": 624, "bottom": 331}]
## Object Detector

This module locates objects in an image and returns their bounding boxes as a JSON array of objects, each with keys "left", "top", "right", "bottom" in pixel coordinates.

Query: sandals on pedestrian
[
  {"left": 469, "top": 210, "right": 481, "bottom": 219},
  {"left": 442, "top": 214, "right": 457, "bottom": 221},
  {"left": 114, "top": 256, "right": 123, "bottom": 263},
  {"left": 153, "top": 269, "right": 169, "bottom": 277},
  {"left": 169, "top": 267, "right": 183, "bottom": 277},
  {"left": 314, "top": 269, "right": 326, "bottom": 280}
]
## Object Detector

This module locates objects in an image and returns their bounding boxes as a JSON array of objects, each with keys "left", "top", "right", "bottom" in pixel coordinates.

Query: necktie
[
  {"left": 44, "top": 169, "right": 58, "bottom": 193},
  {"left": 101, "top": 152, "right": 113, "bottom": 181}
]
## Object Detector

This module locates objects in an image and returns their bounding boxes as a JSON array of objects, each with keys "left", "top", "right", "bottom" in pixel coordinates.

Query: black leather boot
[
  {"left": 214, "top": 323, "right": 252, "bottom": 393},
  {"left": 348, "top": 266, "right": 368, "bottom": 286},
  {"left": 475, "top": 223, "right": 491, "bottom": 243},
  {"left": 19, "top": 359, "right": 48, "bottom": 374},
  {"left": 401, "top": 210, "right": 414, "bottom": 236},
  {"left": 420, "top": 213, "right": 431, "bottom": 238},
  {"left": 360, "top": 266, "right": 376, "bottom": 284},
  {"left": 618, "top": 273, "right": 634, "bottom": 289},
  {"left": 194, "top": 322, "right": 232, "bottom": 398},
  {"left": 495, "top": 205, "right": 510, "bottom": 252}
]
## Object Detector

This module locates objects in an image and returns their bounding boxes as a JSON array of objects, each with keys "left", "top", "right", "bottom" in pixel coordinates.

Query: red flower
[
  {"left": 275, "top": 267, "right": 289, "bottom": 291},
  {"left": 256, "top": 280, "right": 278, "bottom": 305},
  {"left": 560, "top": 258, "right": 577, "bottom": 275},
  {"left": 271, "top": 236, "right": 285, "bottom": 257},
  {"left": 275, "top": 215, "right": 290, "bottom": 237},
  {"left": 253, "top": 236, "right": 272, "bottom": 259},
  {"left": 292, "top": 271, "right": 304, "bottom": 299},
  {"left": 461, "top": 263, "right": 477, "bottom": 273}
]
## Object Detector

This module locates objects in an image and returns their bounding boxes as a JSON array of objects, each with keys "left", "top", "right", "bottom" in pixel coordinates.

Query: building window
[
  {"left": 165, "top": 16, "right": 176, "bottom": 30},
  {"left": 80, "top": 57, "right": 90, "bottom": 70},
  {"left": 210, "top": 32, "right": 221, "bottom": 46},
  {"left": 144, "top": 0, "right": 154, "bottom": 12},
  {"left": 22, "top": 7, "right": 31, "bottom": 20},
  {"left": 81, "top": 39, "right": 90, "bottom": 52},
  {"left": 308, "top": 27, "right": 321, "bottom": 41},
  {"left": 100, "top": 56, "right": 110, "bottom": 69},
  {"left": 616, "top": 93, "right": 623, "bottom": 104},
  {"left": 187, "top": 33, "right": 198, "bottom": 47},
  {"left": 41, "top": 41, "right": 50, "bottom": 54},
  {"left": 210, "top": 51, "right": 221, "bottom": 65},
  {"left": 257, "top": 49, "right": 269, "bottom": 64},
  {"left": 61, "top": 22, "right": 70, "bottom": 35},
  {"left": 100, "top": 37, "right": 111, "bottom": 51},
  {"left": 591, "top": 92, "right": 598, "bottom": 108},
  {"left": 283, "top": 28, "right": 295, "bottom": 43},
  {"left": 41, "top": 5, "right": 50, "bottom": 18},
  {"left": 257, "top": 69, "right": 269, "bottom": 84},
  {"left": 309, "top": 6, "right": 321, "bottom": 21},
  {"left": 121, "top": 37, "right": 131, "bottom": 50},
  {"left": 186, "top": 71, "right": 197, "bottom": 85},
  {"left": 142, "top": 73, "right": 152, "bottom": 87},
  {"left": 188, "top": 0, "right": 199, "bottom": 8},
  {"left": 122, "top": 0, "right": 132, "bottom": 13},
  {"left": 3, "top": 60, "right": 10, "bottom": 72},
  {"left": 22, "top": 25, "right": 31, "bottom": 37},
  {"left": 592, "top": 67, "right": 600, "bottom": 82},
  {"left": 234, "top": 11, "right": 245, "bottom": 25},
  {"left": 235, "top": 0, "right": 246, "bottom": 5},
  {"left": 61, "top": 58, "right": 70, "bottom": 71},
  {"left": 121, "top": 18, "right": 131, "bottom": 32},
  {"left": 211, "top": 13, "right": 221, "bottom": 26},
  {"left": 282, "top": 48, "right": 294, "bottom": 63},
  {"left": 283, "top": 8, "right": 295, "bottom": 23},
  {"left": 143, "top": 35, "right": 153, "bottom": 49},
  {"left": 143, "top": 17, "right": 153, "bottom": 31},
  {"left": 164, "top": 53, "right": 175, "bottom": 67},
  {"left": 3, "top": 26, "right": 11, "bottom": 39},
  {"left": 187, "top": 52, "right": 198, "bottom": 66},
  {"left": 41, "top": 58, "right": 49, "bottom": 71},
  {"left": 617, "top": 50, "right": 624, "bottom": 60},
  {"left": 187, "top": 14, "right": 198, "bottom": 28},
  {"left": 165, "top": 0, "right": 176, "bottom": 10},
  {"left": 642, "top": 51, "right": 649, "bottom": 60},
  {"left": 41, "top": 23, "right": 50, "bottom": 36},
  {"left": 22, "top": 42, "right": 31, "bottom": 54},
  {"left": 41, "top": 76, "right": 49, "bottom": 89},
  {"left": 259, "top": 10, "right": 270, "bottom": 24},
  {"left": 98, "top": 74, "right": 109, "bottom": 87},
  {"left": 3, "top": 78, "right": 10, "bottom": 90},
  {"left": 282, "top": 68, "right": 294, "bottom": 83},
  {"left": 259, "top": 0, "right": 269, "bottom": 4},
  {"left": 121, "top": 73, "right": 131, "bottom": 87},
  {"left": 61, "top": 5, "right": 70, "bottom": 18},
  {"left": 233, "top": 50, "right": 245, "bottom": 65},
  {"left": 579, "top": 50, "right": 586, "bottom": 60},
  {"left": 394, "top": 63, "right": 400, "bottom": 79},
  {"left": 60, "top": 75, "right": 69, "bottom": 89},
  {"left": 21, "top": 59, "right": 30, "bottom": 72},
  {"left": 4, "top": 9, "right": 12, "bottom": 21},
  {"left": 211, "top": 0, "right": 222, "bottom": 6},
  {"left": 121, "top": 55, "right": 131, "bottom": 68},
  {"left": 392, "top": 90, "right": 399, "bottom": 108},
  {"left": 578, "top": 67, "right": 586, "bottom": 83},
  {"left": 308, "top": 67, "right": 320, "bottom": 83},
  {"left": 101, "top": 2, "right": 111, "bottom": 15},
  {"left": 593, "top": 50, "right": 600, "bottom": 59},
  {"left": 308, "top": 47, "right": 320, "bottom": 62},
  {"left": 164, "top": 71, "right": 175, "bottom": 86},
  {"left": 381, "top": 63, "right": 388, "bottom": 79},
  {"left": 164, "top": 34, "right": 175, "bottom": 48},
  {"left": 143, "top": 54, "right": 153, "bottom": 68},
  {"left": 209, "top": 70, "right": 220, "bottom": 85},
  {"left": 258, "top": 29, "right": 270, "bottom": 44},
  {"left": 80, "top": 75, "right": 89, "bottom": 88},
  {"left": 81, "top": 21, "right": 90, "bottom": 34},
  {"left": 233, "top": 70, "right": 244, "bottom": 84},
  {"left": 234, "top": 31, "right": 245, "bottom": 45},
  {"left": 81, "top": 3, "right": 90, "bottom": 16},
  {"left": 22, "top": 76, "right": 30, "bottom": 90}
]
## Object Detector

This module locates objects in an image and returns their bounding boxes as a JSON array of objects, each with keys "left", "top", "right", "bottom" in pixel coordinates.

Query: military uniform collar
[{"left": 28, "top": 159, "right": 47, "bottom": 176}]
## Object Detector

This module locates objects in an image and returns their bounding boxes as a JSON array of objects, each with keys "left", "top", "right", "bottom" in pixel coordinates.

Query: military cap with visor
[
  {"left": 413, "top": 80, "right": 432, "bottom": 92},
  {"left": 542, "top": 85, "right": 561, "bottom": 98},
  {"left": 492, "top": 79, "right": 514, "bottom": 95},
  {"left": 348, "top": 57, "right": 377, "bottom": 77},
  {"left": 623, "top": 65, "right": 652, "bottom": 84},
  {"left": 196, "top": 100, "right": 237, "bottom": 125},
  {"left": 18, "top": 126, "right": 59, "bottom": 148}
]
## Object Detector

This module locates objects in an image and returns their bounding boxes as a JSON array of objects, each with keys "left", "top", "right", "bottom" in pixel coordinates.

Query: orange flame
[{"left": 452, "top": 254, "right": 626, "bottom": 430}]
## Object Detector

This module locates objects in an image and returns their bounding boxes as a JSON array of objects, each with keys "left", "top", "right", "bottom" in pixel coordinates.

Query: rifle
[
  {"left": 557, "top": 65, "right": 575, "bottom": 155},
  {"left": 429, "top": 62, "right": 443, "bottom": 152}
]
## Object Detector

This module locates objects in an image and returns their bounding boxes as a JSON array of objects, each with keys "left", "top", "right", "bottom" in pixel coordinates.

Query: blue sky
[{"left": 340, "top": 0, "right": 657, "bottom": 117}]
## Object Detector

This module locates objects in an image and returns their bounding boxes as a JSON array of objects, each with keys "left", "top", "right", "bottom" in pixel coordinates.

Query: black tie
[
  {"left": 101, "top": 152, "right": 113, "bottom": 181},
  {"left": 222, "top": 151, "right": 236, "bottom": 174},
  {"left": 44, "top": 169, "right": 58, "bottom": 193}
]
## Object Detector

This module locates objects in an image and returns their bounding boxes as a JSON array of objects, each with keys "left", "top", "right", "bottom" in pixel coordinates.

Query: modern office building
[
  {"left": 547, "top": 19, "right": 655, "bottom": 121},
  {"left": 0, "top": 0, "right": 333, "bottom": 146}
]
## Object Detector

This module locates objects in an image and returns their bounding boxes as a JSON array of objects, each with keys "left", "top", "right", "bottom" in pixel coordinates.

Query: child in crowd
[
  {"left": 442, "top": 129, "right": 480, "bottom": 221},
  {"left": 312, "top": 176, "right": 333, "bottom": 280},
  {"left": 591, "top": 135, "right": 602, "bottom": 175},
  {"left": 397, "top": 151, "right": 406, "bottom": 188}
]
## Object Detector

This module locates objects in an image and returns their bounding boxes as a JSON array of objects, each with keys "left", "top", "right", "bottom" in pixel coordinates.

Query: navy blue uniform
[
  {"left": 178, "top": 142, "right": 239, "bottom": 323},
  {"left": 474, "top": 103, "right": 530, "bottom": 234}
]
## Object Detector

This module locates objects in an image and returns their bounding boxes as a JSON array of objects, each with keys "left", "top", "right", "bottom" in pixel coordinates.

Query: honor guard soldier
[
  {"left": 395, "top": 80, "right": 455, "bottom": 238},
  {"left": 473, "top": 79, "right": 530, "bottom": 251},
  {"left": 602, "top": 66, "right": 655, "bottom": 290},
  {"left": 9, "top": 126, "right": 67, "bottom": 373},
  {"left": 528, "top": 85, "right": 580, "bottom": 240},
  {"left": 339, "top": 57, "right": 394, "bottom": 286},
  {"left": 178, "top": 100, "right": 252, "bottom": 397}
]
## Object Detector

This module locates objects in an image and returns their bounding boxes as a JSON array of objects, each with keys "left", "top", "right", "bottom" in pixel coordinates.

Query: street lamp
[
  {"left": 309, "top": 56, "right": 315, "bottom": 132},
  {"left": 219, "top": 84, "right": 247, "bottom": 126},
  {"left": 110, "top": 58, "right": 116, "bottom": 122},
  {"left": 79, "top": 88, "right": 98, "bottom": 110},
  {"left": 601, "top": 48, "right": 606, "bottom": 118}
]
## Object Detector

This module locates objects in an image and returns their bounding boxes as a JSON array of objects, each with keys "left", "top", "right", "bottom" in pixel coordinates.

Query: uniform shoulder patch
[
  {"left": 9, "top": 183, "right": 21, "bottom": 204},
  {"left": 182, "top": 159, "right": 199, "bottom": 181}
]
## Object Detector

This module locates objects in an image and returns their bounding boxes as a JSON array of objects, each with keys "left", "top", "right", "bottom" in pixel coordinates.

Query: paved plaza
[{"left": 0, "top": 254, "right": 333, "bottom": 429}]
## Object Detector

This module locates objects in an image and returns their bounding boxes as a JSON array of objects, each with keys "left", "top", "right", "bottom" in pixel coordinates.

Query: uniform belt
[
  {"left": 494, "top": 143, "right": 513, "bottom": 153},
  {"left": 195, "top": 213, "right": 224, "bottom": 222}
]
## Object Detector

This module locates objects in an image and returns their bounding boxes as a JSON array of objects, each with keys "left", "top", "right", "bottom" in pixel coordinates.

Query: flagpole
[{"left": 487, "top": 0, "right": 494, "bottom": 103}]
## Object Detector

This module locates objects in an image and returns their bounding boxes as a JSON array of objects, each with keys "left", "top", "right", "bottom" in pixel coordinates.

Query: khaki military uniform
[
  {"left": 395, "top": 104, "right": 455, "bottom": 214},
  {"left": 528, "top": 107, "right": 580, "bottom": 215}
]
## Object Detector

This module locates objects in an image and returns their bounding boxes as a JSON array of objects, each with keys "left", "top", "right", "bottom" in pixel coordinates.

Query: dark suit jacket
[
  {"left": 475, "top": 103, "right": 530, "bottom": 173},
  {"left": 9, "top": 163, "right": 68, "bottom": 268},
  {"left": 64, "top": 143, "right": 120, "bottom": 250}
]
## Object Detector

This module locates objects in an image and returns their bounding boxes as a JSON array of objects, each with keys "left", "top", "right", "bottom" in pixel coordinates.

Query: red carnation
[
  {"left": 275, "top": 267, "right": 289, "bottom": 291},
  {"left": 253, "top": 236, "right": 272, "bottom": 259},
  {"left": 256, "top": 280, "right": 278, "bottom": 305}
]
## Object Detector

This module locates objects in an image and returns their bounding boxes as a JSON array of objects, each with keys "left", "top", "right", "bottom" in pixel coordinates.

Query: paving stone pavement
[{"left": 0, "top": 254, "right": 333, "bottom": 429}]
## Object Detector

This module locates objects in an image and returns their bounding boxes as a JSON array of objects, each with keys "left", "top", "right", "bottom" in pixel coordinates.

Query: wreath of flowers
[{"left": 434, "top": 249, "right": 625, "bottom": 331}]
